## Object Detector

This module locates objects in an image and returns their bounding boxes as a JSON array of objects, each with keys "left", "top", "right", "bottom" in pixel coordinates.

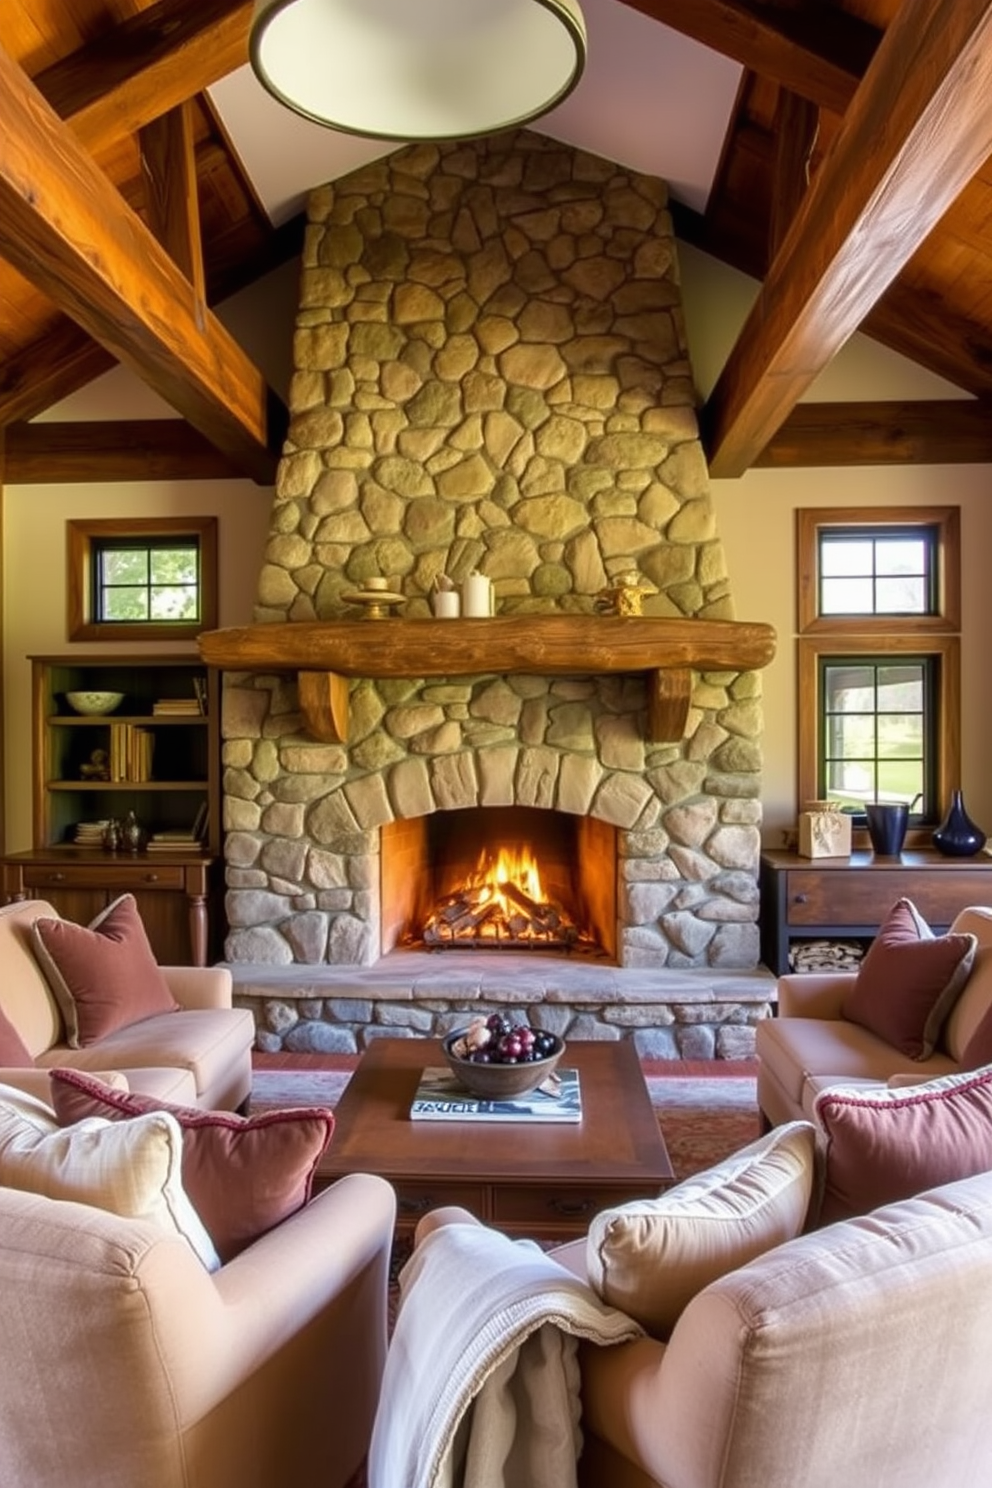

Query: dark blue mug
[{"left": 865, "top": 802, "right": 908, "bottom": 856}]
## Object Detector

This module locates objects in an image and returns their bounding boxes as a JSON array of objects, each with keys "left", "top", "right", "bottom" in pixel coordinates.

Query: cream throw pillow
[
  {"left": 586, "top": 1120, "right": 817, "bottom": 1337},
  {"left": 0, "top": 1089, "right": 219, "bottom": 1271}
]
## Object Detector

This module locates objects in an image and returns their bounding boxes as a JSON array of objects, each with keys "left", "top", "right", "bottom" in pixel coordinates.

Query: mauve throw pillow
[
  {"left": 813, "top": 1066, "right": 992, "bottom": 1225},
  {"left": 49, "top": 1068, "right": 335, "bottom": 1263},
  {"left": 841, "top": 897, "right": 977, "bottom": 1059},
  {"left": 0, "top": 1004, "right": 33, "bottom": 1066},
  {"left": 30, "top": 894, "right": 178, "bottom": 1048}
]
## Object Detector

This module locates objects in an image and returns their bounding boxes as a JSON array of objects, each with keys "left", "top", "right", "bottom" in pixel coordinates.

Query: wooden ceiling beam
[
  {"left": 139, "top": 101, "right": 207, "bottom": 310},
  {"left": 755, "top": 400, "right": 992, "bottom": 467},
  {"left": 768, "top": 90, "right": 818, "bottom": 261},
  {"left": 673, "top": 194, "right": 992, "bottom": 400},
  {"left": 3, "top": 1, "right": 258, "bottom": 432},
  {"left": 0, "top": 43, "right": 281, "bottom": 482},
  {"left": 0, "top": 320, "right": 116, "bottom": 426},
  {"left": 617, "top": 0, "right": 878, "bottom": 115},
  {"left": 33, "top": 0, "right": 252, "bottom": 156},
  {"left": 863, "top": 287, "right": 992, "bottom": 400},
  {"left": 703, "top": 0, "right": 992, "bottom": 479},
  {"left": 0, "top": 213, "right": 305, "bottom": 429},
  {"left": 4, "top": 419, "right": 245, "bottom": 482}
]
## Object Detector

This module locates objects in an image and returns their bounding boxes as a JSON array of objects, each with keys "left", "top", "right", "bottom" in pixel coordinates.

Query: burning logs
[{"left": 422, "top": 876, "right": 581, "bottom": 950}]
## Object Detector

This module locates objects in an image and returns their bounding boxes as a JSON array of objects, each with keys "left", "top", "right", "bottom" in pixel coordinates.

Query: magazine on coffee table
[{"left": 410, "top": 1066, "right": 582, "bottom": 1123}]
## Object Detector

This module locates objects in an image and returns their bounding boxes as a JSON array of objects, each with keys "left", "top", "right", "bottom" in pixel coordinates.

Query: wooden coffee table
[{"left": 315, "top": 1037, "right": 674, "bottom": 1240}]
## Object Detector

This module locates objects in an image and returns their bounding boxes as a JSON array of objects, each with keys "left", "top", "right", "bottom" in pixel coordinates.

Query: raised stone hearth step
[{"left": 228, "top": 953, "right": 775, "bottom": 1062}]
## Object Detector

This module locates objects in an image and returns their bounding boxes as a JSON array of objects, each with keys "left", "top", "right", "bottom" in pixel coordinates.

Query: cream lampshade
[{"left": 249, "top": 0, "right": 587, "bottom": 141}]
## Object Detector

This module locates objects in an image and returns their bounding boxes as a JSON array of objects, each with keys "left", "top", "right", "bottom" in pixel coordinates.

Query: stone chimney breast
[{"left": 219, "top": 129, "right": 767, "bottom": 979}]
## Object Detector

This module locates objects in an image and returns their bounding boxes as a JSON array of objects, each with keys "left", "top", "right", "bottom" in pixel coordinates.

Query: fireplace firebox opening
[{"left": 380, "top": 808, "right": 617, "bottom": 960}]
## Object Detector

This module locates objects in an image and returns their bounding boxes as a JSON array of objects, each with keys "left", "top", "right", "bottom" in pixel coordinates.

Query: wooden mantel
[{"left": 198, "top": 614, "right": 777, "bottom": 744}]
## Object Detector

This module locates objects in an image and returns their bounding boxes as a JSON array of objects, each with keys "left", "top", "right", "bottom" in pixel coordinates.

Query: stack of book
[
  {"left": 146, "top": 802, "right": 209, "bottom": 852},
  {"left": 152, "top": 698, "right": 200, "bottom": 717},
  {"left": 109, "top": 723, "right": 154, "bottom": 782},
  {"left": 152, "top": 677, "right": 207, "bottom": 716},
  {"left": 74, "top": 820, "right": 108, "bottom": 846}
]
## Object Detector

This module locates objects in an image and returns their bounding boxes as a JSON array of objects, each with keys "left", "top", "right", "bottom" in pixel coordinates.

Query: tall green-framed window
[
  {"left": 68, "top": 517, "right": 217, "bottom": 642},
  {"left": 819, "top": 653, "right": 937, "bottom": 819},
  {"left": 796, "top": 507, "right": 961, "bottom": 847}
]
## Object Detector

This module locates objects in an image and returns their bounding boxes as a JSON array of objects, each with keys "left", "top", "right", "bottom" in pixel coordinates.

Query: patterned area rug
[{"left": 249, "top": 1061, "right": 761, "bottom": 1183}]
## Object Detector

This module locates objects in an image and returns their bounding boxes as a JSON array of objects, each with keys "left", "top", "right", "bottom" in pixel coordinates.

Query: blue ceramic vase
[{"left": 932, "top": 789, "right": 987, "bottom": 857}]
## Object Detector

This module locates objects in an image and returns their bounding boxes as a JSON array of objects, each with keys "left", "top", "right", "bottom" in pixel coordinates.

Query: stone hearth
[{"left": 232, "top": 952, "right": 774, "bottom": 1059}]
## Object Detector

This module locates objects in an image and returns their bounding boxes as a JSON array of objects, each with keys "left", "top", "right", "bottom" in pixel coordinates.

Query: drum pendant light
[{"left": 249, "top": 0, "right": 587, "bottom": 142}]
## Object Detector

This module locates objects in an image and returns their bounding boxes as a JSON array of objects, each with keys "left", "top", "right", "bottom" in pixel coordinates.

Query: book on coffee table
[{"left": 410, "top": 1066, "right": 582, "bottom": 1123}]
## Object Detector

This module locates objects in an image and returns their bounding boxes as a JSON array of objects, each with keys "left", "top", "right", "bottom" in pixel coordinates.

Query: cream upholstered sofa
[
  {"left": 756, "top": 903, "right": 992, "bottom": 1125},
  {"left": 563, "top": 1170, "right": 992, "bottom": 1488},
  {"left": 0, "top": 898, "right": 254, "bottom": 1108},
  {"left": 0, "top": 1165, "right": 397, "bottom": 1488},
  {"left": 407, "top": 1140, "right": 992, "bottom": 1488}
]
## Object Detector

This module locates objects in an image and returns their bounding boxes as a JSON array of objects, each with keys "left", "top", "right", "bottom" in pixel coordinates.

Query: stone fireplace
[{"left": 204, "top": 129, "right": 776, "bottom": 1055}]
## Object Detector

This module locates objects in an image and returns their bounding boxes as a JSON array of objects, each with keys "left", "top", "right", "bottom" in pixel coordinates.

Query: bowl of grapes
[{"left": 442, "top": 1015, "right": 564, "bottom": 1098}]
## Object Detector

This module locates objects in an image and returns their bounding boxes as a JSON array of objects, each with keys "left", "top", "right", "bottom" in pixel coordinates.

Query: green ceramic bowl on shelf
[{"left": 65, "top": 691, "right": 124, "bottom": 716}]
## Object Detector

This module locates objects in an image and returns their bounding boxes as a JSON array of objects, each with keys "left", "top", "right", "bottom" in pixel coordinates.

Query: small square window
[
  {"left": 818, "top": 528, "right": 934, "bottom": 617},
  {"left": 96, "top": 539, "right": 201, "bottom": 623},
  {"left": 797, "top": 507, "right": 959, "bottom": 634},
  {"left": 68, "top": 518, "right": 217, "bottom": 642}
]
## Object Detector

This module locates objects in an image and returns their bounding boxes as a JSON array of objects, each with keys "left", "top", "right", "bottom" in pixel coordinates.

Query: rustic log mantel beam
[{"left": 198, "top": 615, "right": 777, "bottom": 744}]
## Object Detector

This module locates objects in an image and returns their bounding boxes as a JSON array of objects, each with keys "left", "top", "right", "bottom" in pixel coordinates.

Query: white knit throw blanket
[{"left": 368, "top": 1222, "right": 643, "bottom": 1488}]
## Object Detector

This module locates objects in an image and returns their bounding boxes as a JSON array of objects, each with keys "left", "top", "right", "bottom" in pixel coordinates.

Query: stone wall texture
[{"left": 223, "top": 128, "right": 764, "bottom": 973}]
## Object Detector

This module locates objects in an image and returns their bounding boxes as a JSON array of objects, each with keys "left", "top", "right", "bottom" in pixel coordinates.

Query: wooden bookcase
[{"left": 1, "top": 655, "right": 223, "bottom": 965}]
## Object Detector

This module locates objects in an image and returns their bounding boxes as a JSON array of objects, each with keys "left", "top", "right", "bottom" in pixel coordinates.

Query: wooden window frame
[
  {"left": 797, "top": 506, "right": 960, "bottom": 635},
  {"left": 797, "top": 506, "right": 961, "bottom": 850},
  {"left": 67, "top": 517, "right": 218, "bottom": 642}
]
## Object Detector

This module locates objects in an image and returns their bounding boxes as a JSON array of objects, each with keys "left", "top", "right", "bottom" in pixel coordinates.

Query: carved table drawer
[
  {"left": 392, "top": 1182, "right": 488, "bottom": 1225},
  {"left": 492, "top": 1183, "right": 646, "bottom": 1231},
  {"left": 21, "top": 863, "right": 186, "bottom": 891}
]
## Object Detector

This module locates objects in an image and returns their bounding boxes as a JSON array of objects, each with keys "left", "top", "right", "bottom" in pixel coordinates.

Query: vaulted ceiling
[{"left": 2, "top": 0, "right": 992, "bottom": 486}]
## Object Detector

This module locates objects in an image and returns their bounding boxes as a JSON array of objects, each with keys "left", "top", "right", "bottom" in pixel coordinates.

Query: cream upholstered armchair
[{"left": 0, "top": 1169, "right": 396, "bottom": 1488}]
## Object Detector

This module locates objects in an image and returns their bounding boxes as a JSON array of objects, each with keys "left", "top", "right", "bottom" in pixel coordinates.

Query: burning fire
[
  {"left": 467, "top": 843, "right": 546, "bottom": 917},
  {"left": 419, "top": 839, "right": 589, "bottom": 950}
]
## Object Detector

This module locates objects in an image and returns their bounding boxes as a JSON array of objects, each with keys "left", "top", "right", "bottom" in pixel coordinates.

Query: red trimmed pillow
[
  {"left": 48, "top": 1068, "right": 334, "bottom": 1263},
  {"left": 841, "top": 898, "right": 977, "bottom": 1059},
  {"left": 30, "top": 894, "right": 178, "bottom": 1048},
  {"left": 813, "top": 1066, "right": 992, "bottom": 1225},
  {"left": 0, "top": 1005, "right": 33, "bottom": 1066}
]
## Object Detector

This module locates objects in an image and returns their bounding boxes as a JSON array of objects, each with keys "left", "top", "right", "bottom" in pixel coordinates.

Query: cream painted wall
[
  {"left": 1, "top": 267, "right": 294, "bottom": 852},
  {"left": 2, "top": 245, "right": 990, "bottom": 855},
  {"left": 678, "top": 242, "right": 992, "bottom": 845},
  {"left": 2, "top": 477, "right": 272, "bottom": 851}
]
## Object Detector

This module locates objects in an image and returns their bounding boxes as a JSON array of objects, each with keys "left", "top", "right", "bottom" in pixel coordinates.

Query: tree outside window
[
  {"left": 68, "top": 517, "right": 217, "bottom": 642},
  {"left": 96, "top": 539, "right": 201, "bottom": 623}
]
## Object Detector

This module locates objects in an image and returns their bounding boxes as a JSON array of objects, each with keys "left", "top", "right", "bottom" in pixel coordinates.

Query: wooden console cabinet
[
  {"left": 1, "top": 655, "right": 222, "bottom": 966},
  {"left": 760, "top": 848, "right": 992, "bottom": 975}
]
